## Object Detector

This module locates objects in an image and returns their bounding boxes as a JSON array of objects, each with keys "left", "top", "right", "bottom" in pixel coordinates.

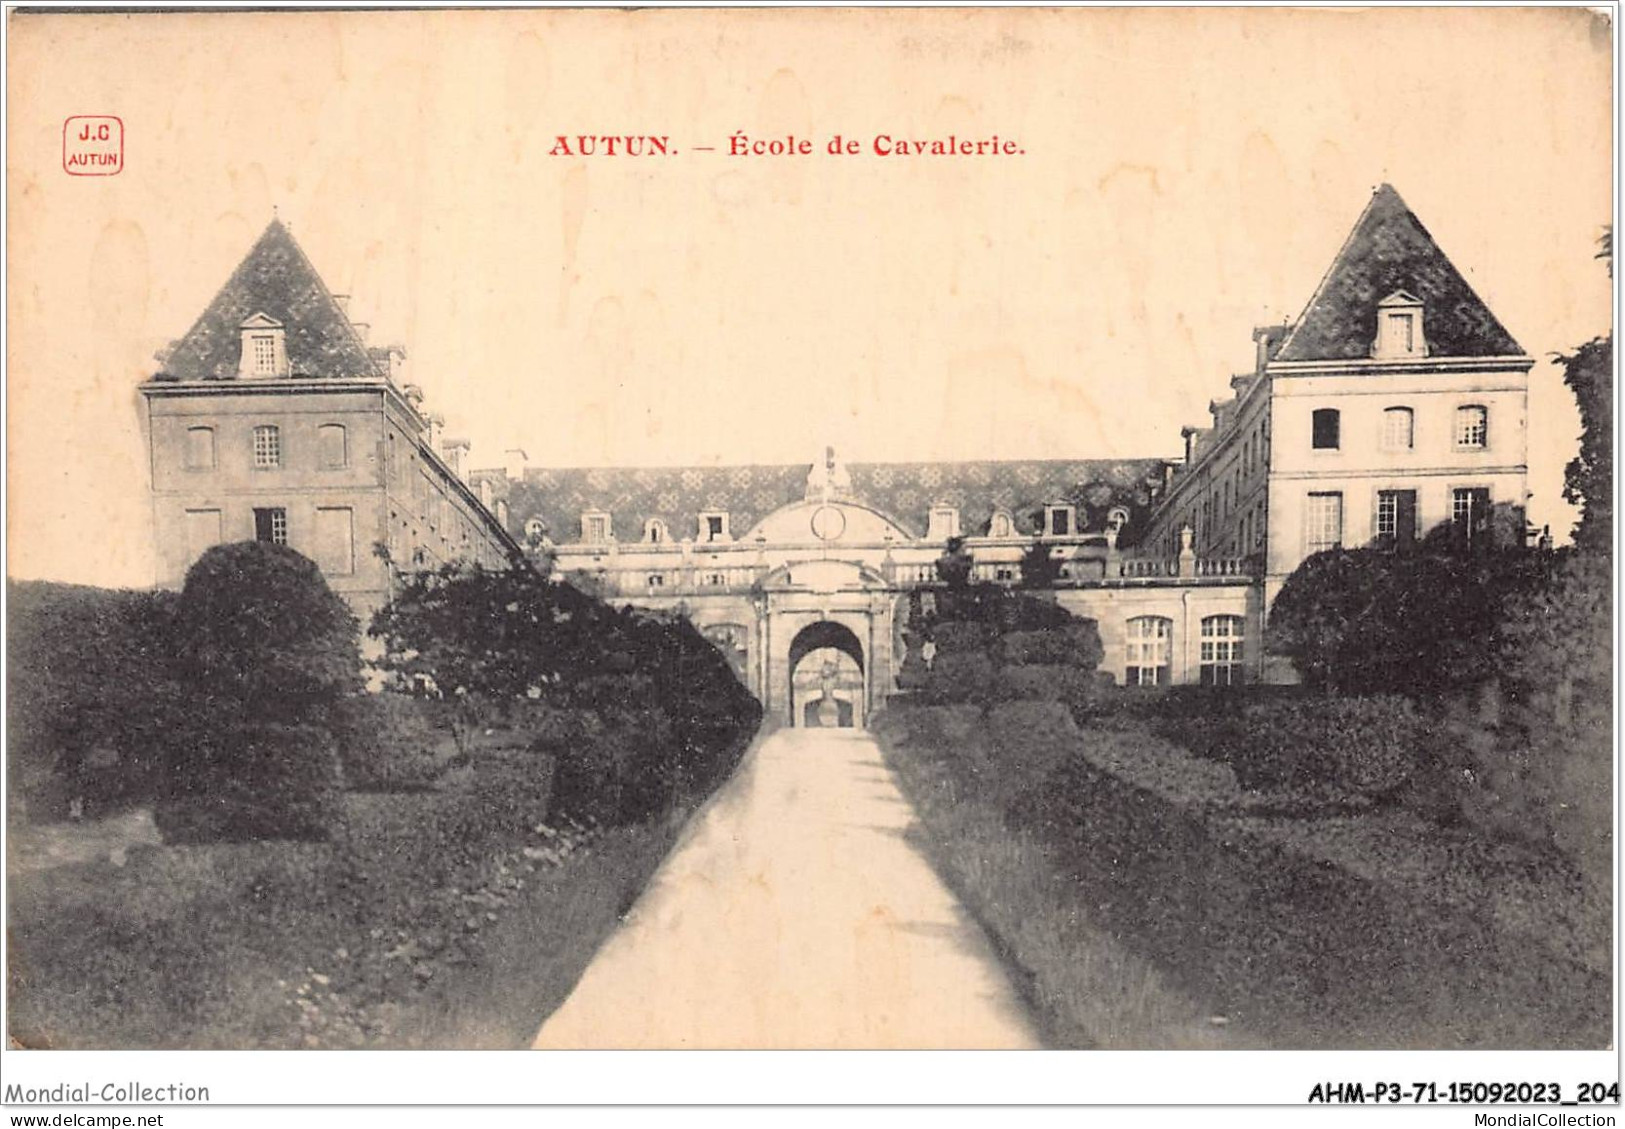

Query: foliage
[
  {"left": 902, "top": 580, "right": 1104, "bottom": 713},
  {"left": 1266, "top": 547, "right": 1543, "bottom": 697},
  {"left": 1557, "top": 335, "right": 1612, "bottom": 551},
  {"left": 1018, "top": 538, "right": 1065, "bottom": 589},
  {"left": 933, "top": 535, "right": 974, "bottom": 589},
  {"left": 331, "top": 693, "right": 460, "bottom": 791},
  {"left": 1156, "top": 691, "right": 1444, "bottom": 809},
  {"left": 173, "top": 542, "right": 362, "bottom": 724},
  {"left": 370, "top": 560, "right": 761, "bottom": 828},
  {"left": 154, "top": 723, "right": 343, "bottom": 843},
  {"left": 6, "top": 582, "right": 186, "bottom": 819}
]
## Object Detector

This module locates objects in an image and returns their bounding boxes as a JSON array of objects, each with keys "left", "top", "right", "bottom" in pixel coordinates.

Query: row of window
[
  {"left": 1310, "top": 405, "right": 1489, "bottom": 453},
  {"left": 1304, "top": 486, "right": 1493, "bottom": 554},
  {"left": 183, "top": 504, "right": 355, "bottom": 576},
  {"left": 1124, "top": 614, "right": 1247, "bottom": 687},
  {"left": 184, "top": 423, "right": 348, "bottom": 471},
  {"left": 542, "top": 504, "right": 1131, "bottom": 546}
]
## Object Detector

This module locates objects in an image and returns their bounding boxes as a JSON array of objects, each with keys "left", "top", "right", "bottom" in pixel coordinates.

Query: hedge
[{"left": 1013, "top": 723, "right": 1609, "bottom": 1047}]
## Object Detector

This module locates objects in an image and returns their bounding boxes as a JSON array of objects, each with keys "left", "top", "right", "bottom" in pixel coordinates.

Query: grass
[
  {"left": 879, "top": 702, "right": 1611, "bottom": 1050},
  {"left": 878, "top": 716, "right": 1248, "bottom": 1050},
  {"left": 6, "top": 788, "right": 701, "bottom": 1049}
]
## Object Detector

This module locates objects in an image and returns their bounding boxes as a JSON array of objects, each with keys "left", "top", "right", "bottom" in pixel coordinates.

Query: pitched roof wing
[
  {"left": 487, "top": 458, "right": 1172, "bottom": 543},
  {"left": 157, "top": 219, "right": 381, "bottom": 380},
  {"left": 1274, "top": 184, "right": 1524, "bottom": 363}
]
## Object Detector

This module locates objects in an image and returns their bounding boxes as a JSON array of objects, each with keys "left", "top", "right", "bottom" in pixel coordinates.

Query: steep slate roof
[
  {"left": 1274, "top": 184, "right": 1524, "bottom": 363},
  {"left": 486, "top": 458, "right": 1171, "bottom": 543},
  {"left": 156, "top": 219, "right": 382, "bottom": 380}
]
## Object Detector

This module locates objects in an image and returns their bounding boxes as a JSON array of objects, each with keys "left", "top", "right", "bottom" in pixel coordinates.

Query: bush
[
  {"left": 1268, "top": 547, "right": 1541, "bottom": 698},
  {"left": 155, "top": 723, "right": 342, "bottom": 843},
  {"left": 332, "top": 694, "right": 458, "bottom": 791},
  {"left": 6, "top": 582, "right": 186, "bottom": 820},
  {"left": 984, "top": 701, "right": 1080, "bottom": 806},
  {"left": 173, "top": 542, "right": 362, "bottom": 724},
  {"left": 1157, "top": 693, "right": 1440, "bottom": 808}
]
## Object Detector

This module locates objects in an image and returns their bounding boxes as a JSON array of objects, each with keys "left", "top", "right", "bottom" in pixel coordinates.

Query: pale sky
[{"left": 6, "top": 6, "right": 1613, "bottom": 588}]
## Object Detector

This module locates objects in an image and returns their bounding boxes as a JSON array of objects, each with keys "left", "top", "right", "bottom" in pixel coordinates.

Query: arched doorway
[{"left": 787, "top": 620, "right": 865, "bottom": 729}]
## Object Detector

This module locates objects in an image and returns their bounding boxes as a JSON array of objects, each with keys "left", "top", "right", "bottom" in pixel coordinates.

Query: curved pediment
[{"left": 741, "top": 499, "right": 914, "bottom": 546}]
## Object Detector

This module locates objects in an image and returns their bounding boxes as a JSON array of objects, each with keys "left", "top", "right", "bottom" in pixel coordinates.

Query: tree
[
  {"left": 1559, "top": 226, "right": 1612, "bottom": 551},
  {"left": 934, "top": 535, "right": 974, "bottom": 589},
  {"left": 1018, "top": 537, "right": 1065, "bottom": 589}
]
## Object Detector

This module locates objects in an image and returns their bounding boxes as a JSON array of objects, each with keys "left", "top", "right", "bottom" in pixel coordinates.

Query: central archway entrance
[{"left": 787, "top": 620, "right": 865, "bottom": 729}]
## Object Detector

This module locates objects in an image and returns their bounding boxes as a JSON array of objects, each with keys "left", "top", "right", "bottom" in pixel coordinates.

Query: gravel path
[{"left": 532, "top": 726, "right": 1040, "bottom": 1049}]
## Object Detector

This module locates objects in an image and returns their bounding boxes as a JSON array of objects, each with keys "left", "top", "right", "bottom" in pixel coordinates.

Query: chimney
[
  {"left": 380, "top": 344, "right": 407, "bottom": 384},
  {"left": 426, "top": 411, "right": 445, "bottom": 449},
  {"left": 504, "top": 448, "right": 529, "bottom": 481},
  {"left": 332, "top": 294, "right": 350, "bottom": 316},
  {"left": 442, "top": 438, "right": 471, "bottom": 481},
  {"left": 1181, "top": 426, "right": 1201, "bottom": 466},
  {"left": 1253, "top": 324, "right": 1290, "bottom": 374}
]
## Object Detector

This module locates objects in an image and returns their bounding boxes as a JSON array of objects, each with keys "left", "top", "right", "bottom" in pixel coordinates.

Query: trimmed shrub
[
  {"left": 931, "top": 620, "right": 990, "bottom": 654},
  {"left": 6, "top": 581, "right": 186, "bottom": 820},
  {"left": 984, "top": 701, "right": 1079, "bottom": 806},
  {"left": 155, "top": 723, "right": 342, "bottom": 843},
  {"left": 173, "top": 542, "right": 362, "bottom": 724},
  {"left": 998, "top": 663, "right": 1098, "bottom": 705},
  {"left": 1157, "top": 693, "right": 1441, "bottom": 809},
  {"left": 924, "top": 651, "right": 998, "bottom": 705},
  {"left": 332, "top": 694, "right": 458, "bottom": 792}
]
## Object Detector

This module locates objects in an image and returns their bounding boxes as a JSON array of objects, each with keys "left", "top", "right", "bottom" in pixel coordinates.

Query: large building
[
  {"left": 142, "top": 185, "right": 1532, "bottom": 725},
  {"left": 1138, "top": 185, "right": 1534, "bottom": 614},
  {"left": 140, "top": 220, "right": 520, "bottom": 623}
]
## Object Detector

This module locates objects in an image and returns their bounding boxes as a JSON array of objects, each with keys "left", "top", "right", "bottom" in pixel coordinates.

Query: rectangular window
[
  {"left": 1455, "top": 406, "right": 1489, "bottom": 449},
  {"left": 701, "top": 513, "right": 728, "bottom": 542},
  {"left": 252, "top": 335, "right": 277, "bottom": 375},
  {"left": 1304, "top": 492, "right": 1343, "bottom": 554},
  {"left": 253, "top": 425, "right": 281, "bottom": 468},
  {"left": 253, "top": 507, "right": 288, "bottom": 546},
  {"left": 584, "top": 514, "right": 610, "bottom": 542},
  {"left": 319, "top": 424, "right": 347, "bottom": 469},
  {"left": 1382, "top": 407, "right": 1415, "bottom": 451},
  {"left": 1126, "top": 617, "right": 1172, "bottom": 687},
  {"left": 185, "top": 426, "right": 215, "bottom": 470},
  {"left": 1453, "top": 487, "right": 1492, "bottom": 545},
  {"left": 1199, "top": 615, "right": 1245, "bottom": 687},
  {"left": 315, "top": 507, "right": 355, "bottom": 575},
  {"left": 1312, "top": 408, "right": 1341, "bottom": 450},
  {"left": 1047, "top": 506, "right": 1073, "bottom": 536},
  {"left": 184, "top": 508, "right": 221, "bottom": 563},
  {"left": 1376, "top": 489, "right": 1418, "bottom": 546}
]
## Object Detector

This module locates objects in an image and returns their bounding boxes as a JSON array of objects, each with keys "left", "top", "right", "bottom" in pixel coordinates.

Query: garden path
[{"left": 531, "top": 726, "right": 1040, "bottom": 1049}]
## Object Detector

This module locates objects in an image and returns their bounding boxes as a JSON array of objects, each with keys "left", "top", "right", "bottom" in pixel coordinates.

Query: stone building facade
[
  {"left": 141, "top": 185, "right": 1530, "bottom": 726},
  {"left": 140, "top": 220, "right": 520, "bottom": 624}
]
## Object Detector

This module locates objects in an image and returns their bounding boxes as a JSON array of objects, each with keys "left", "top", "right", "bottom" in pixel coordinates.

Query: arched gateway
[{"left": 505, "top": 448, "right": 1263, "bottom": 719}]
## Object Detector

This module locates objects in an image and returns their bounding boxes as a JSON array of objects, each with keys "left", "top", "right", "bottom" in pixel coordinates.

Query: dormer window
[
  {"left": 644, "top": 518, "right": 668, "bottom": 544},
  {"left": 238, "top": 313, "right": 287, "bottom": 377},
  {"left": 1106, "top": 507, "right": 1130, "bottom": 536},
  {"left": 1045, "top": 504, "right": 1076, "bottom": 538},
  {"left": 582, "top": 511, "right": 612, "bottom": 543},
  {"left": 699, "top": 512, "right": 730, "bottom": 543},
  {"left": 927, "top": 505, "right": 960, "bottom": 541},
  {"left": 988, "top": 510, "right": 1014, "bottom": 539},
  {"left": 1372, "top": 291, "right": 1427, "bottom": 359}
]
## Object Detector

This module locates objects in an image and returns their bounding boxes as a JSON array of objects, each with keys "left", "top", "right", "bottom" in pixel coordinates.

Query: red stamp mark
[{"left": 63, "top": 115, "right": 123, "bottom": 176}]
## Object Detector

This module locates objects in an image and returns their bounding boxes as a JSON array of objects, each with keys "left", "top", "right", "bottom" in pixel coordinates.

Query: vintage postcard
[{"left": 2, "top": 2, "right": 1616, "bottom": 1114}]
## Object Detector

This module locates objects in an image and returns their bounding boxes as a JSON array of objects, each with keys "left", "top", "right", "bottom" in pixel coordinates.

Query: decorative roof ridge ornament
[{"left": 805, "top": 444, "right": 853, "bottom": 503}]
